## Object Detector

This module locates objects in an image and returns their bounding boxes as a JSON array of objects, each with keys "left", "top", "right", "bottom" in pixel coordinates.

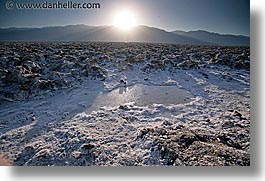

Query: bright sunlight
[{"left": 113, "top": 10, "right": 137, "bottom": 31}]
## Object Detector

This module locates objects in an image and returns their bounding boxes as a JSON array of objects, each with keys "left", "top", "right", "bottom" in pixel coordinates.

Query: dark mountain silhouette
[
  {"left": 0, "top": 24, "right": 249, "bottom": 46},
  {"left": 172, "top": 30, "right": 249, "bottom": 46}
]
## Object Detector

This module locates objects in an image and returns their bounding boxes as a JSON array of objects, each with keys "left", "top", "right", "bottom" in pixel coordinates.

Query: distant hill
[
  {"left": 0, "top": 24, "right": 249, "bottom": 46},
  {"left": 172, "top": 30, "right": 250, "bottom": 46}
]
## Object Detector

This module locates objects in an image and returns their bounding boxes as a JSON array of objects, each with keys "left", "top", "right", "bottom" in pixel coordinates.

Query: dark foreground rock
[{"left": 137, "top": 126, "right": 250, "bottom": 166}]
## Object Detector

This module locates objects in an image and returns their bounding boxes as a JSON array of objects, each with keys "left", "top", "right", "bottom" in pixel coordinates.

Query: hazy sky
[{"left": 0, "top": 0, "right": 250, "bottom": 35}]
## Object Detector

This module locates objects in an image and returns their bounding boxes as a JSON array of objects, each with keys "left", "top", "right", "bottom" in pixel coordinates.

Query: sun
[{"left": 113, "top": 10, "right": 137, "bottom": 31}]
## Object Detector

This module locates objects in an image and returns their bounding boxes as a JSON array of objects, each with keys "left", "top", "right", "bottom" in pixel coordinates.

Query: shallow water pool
[{"left": 87, "top": 84, "right": 193, "bottom": 112}]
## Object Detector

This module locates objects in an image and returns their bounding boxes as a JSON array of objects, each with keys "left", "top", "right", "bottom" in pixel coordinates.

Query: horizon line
[{"left": 0, "top": 24, "right": 250, "bottom": 37}]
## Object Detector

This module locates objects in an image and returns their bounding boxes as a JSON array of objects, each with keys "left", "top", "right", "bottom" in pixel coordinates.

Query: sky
[{"left": 0, "top": 0, "right": 250, "bottom": 36}]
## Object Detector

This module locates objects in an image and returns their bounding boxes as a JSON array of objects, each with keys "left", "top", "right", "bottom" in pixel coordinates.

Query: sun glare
[{"left": 113, "top": 10, "right": 137, "bottom": 31}]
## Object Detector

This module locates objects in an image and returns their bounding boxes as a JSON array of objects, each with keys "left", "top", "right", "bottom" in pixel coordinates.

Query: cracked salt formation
[{"left": 0, "top": 42, "right": 250, "bottom": 166}]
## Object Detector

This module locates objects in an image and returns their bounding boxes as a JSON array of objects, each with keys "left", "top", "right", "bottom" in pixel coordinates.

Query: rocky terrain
[{"left": 0, "top": 42, "right": 250, "bottom": 166}]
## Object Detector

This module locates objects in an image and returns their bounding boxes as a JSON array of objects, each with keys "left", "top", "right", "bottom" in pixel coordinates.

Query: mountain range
[{"left": 0, "top": 24, "right": 249, "bottom": 46}]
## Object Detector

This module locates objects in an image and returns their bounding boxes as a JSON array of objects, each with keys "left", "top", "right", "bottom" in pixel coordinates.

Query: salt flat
[{"left": 0, "top": 42, "right": 250, "bottom": 166}]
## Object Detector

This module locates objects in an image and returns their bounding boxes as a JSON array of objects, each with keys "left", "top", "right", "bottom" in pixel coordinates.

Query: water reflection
[
  {"left": 86, "top": 84, "right": 193, "bottom": 113},
  {"left": 118, "top": 86, "right": 127, "bottom": 94}
]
